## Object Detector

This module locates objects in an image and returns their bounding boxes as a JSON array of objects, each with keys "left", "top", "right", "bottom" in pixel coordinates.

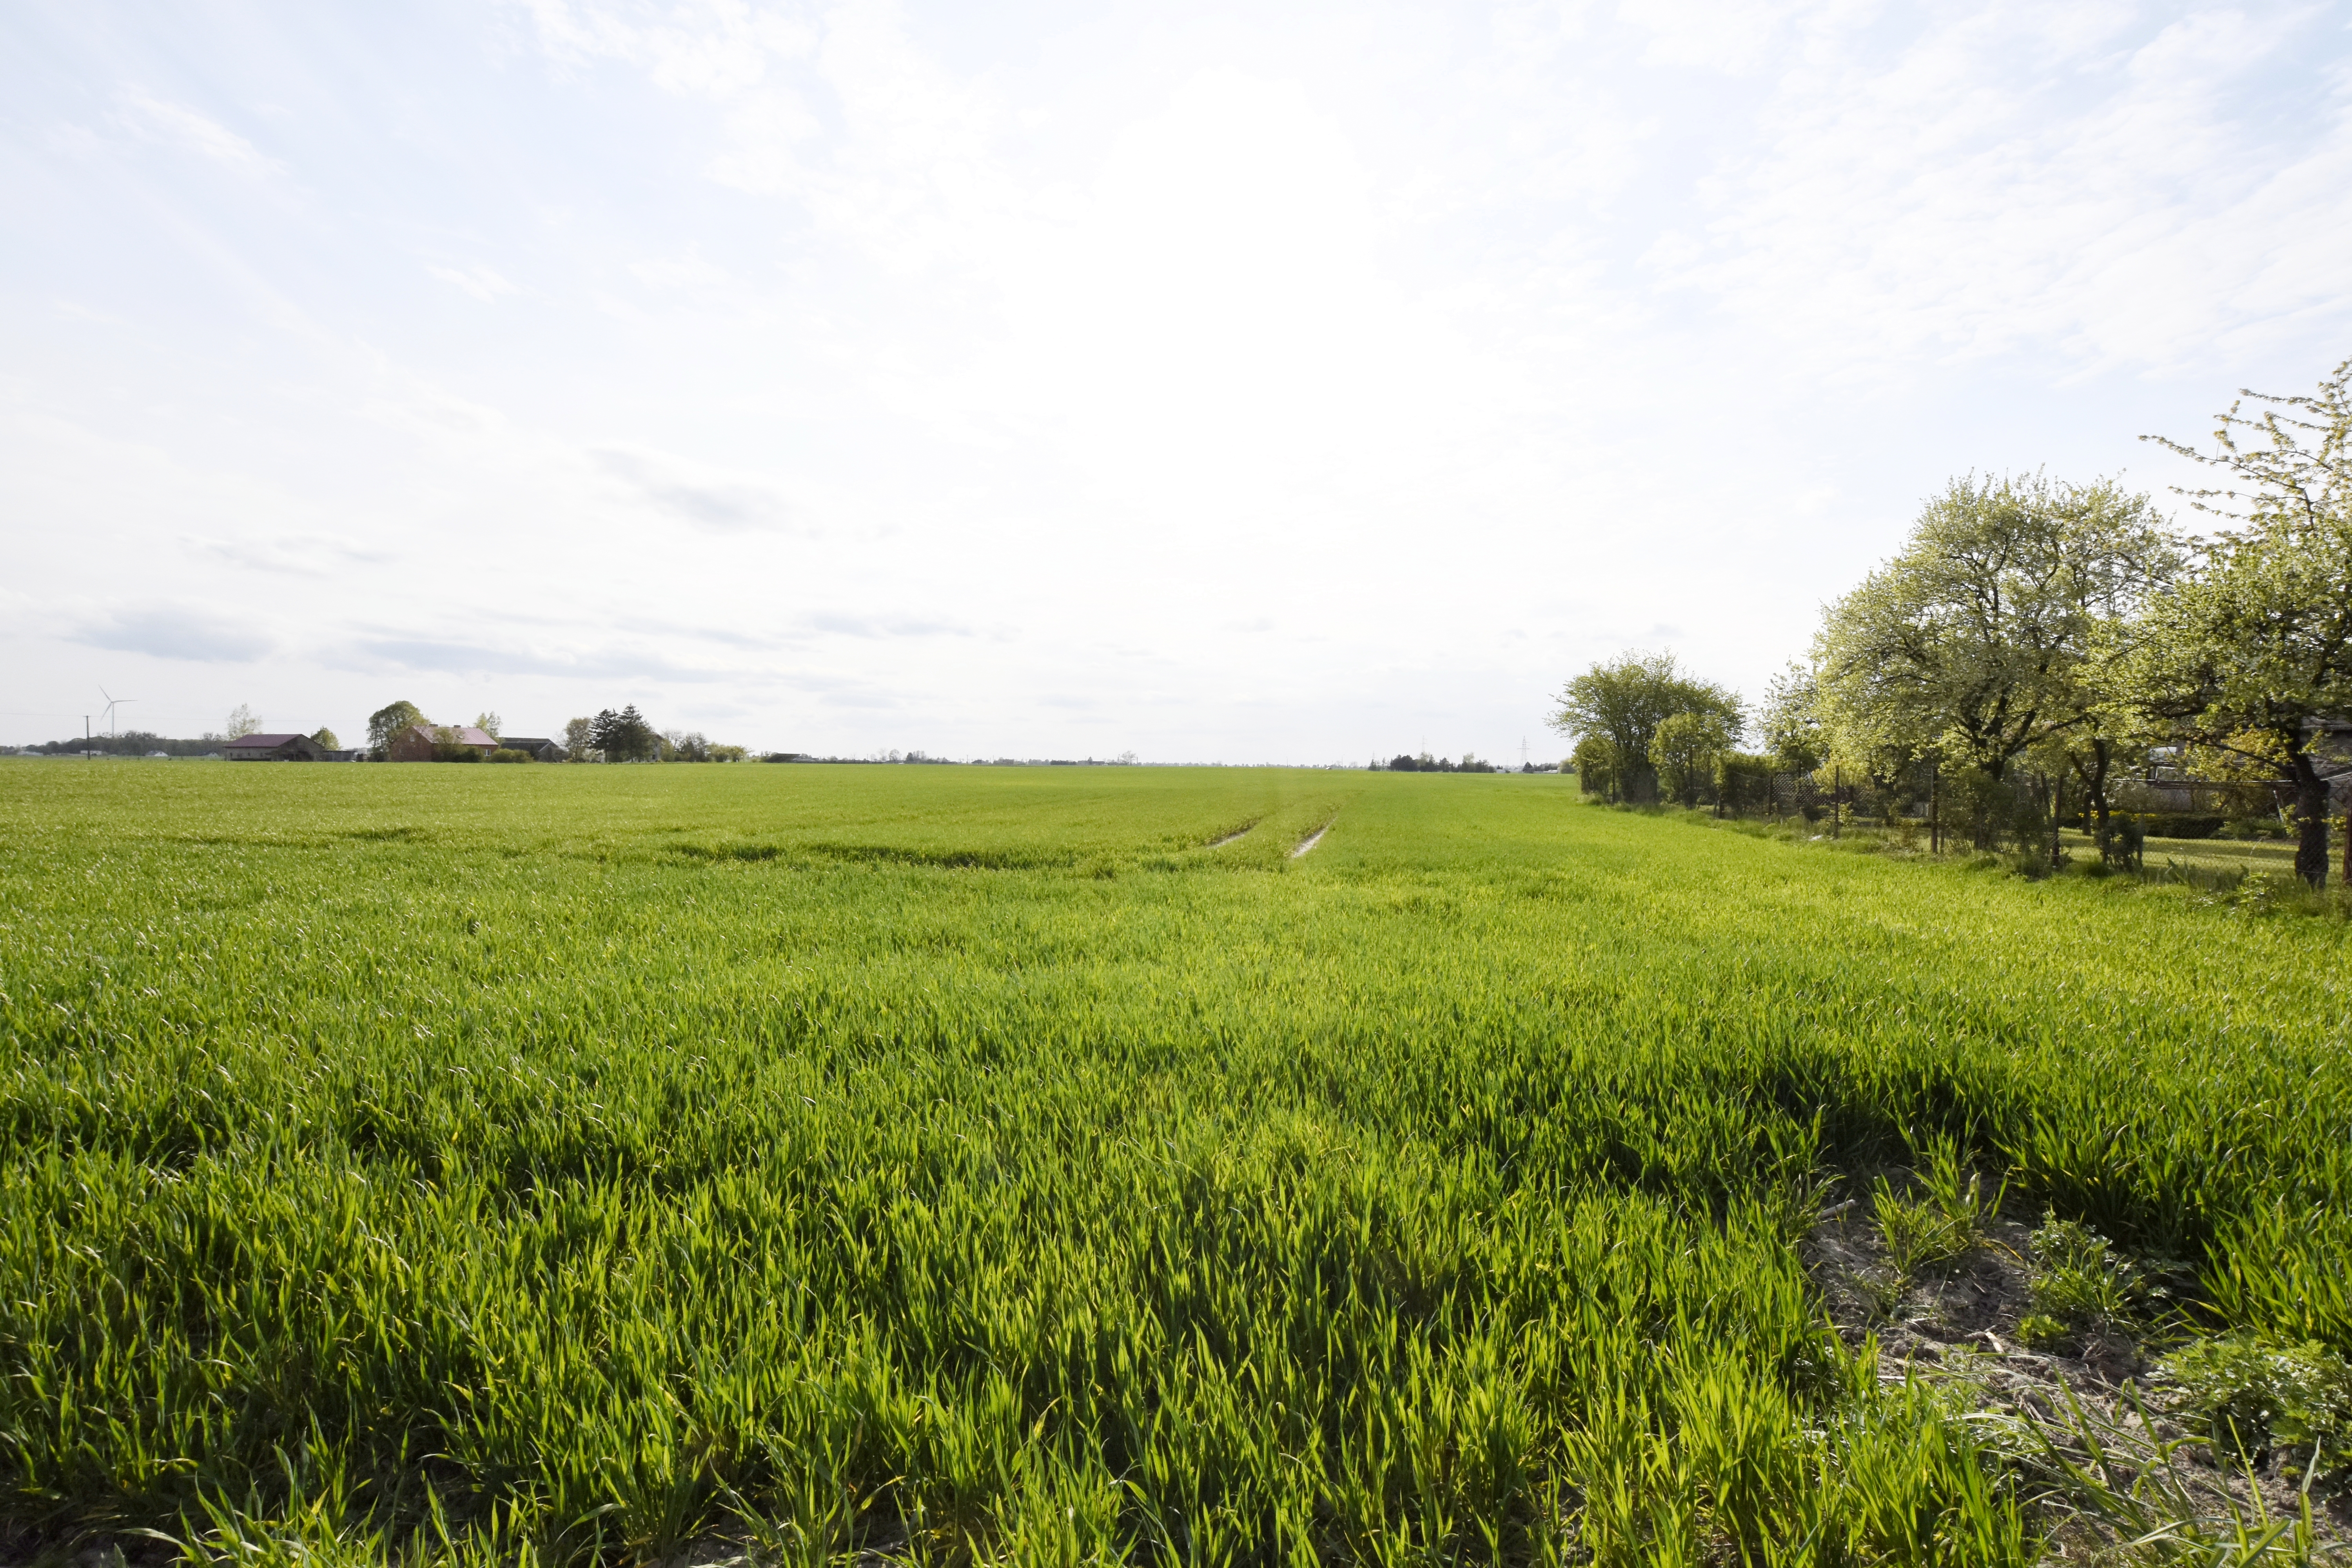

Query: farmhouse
[
  {"left": 223, "top": 733, "right": 328, "bottom": 762},
  {"left": 388, "top": 724, "right": 499, "bottom": 762}
]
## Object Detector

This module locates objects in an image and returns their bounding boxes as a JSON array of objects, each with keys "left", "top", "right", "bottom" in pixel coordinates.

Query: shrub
[
  {"left": 2020, "top": 1214, "right": 2145, "bottom": 1348},
  {"left": 1875, "top": 1136, "right": 1998, "bottom": 1278},
  {"left": 488, "top": 748, "right": 534, "bottom": 764},
  {"left": 2097, "top": 815, "right": 2145, "bottom": 871},
  {"left": 2157, "top": 1334, "right": 2352, "bottom": 1473},
  {"left": 1713, "top": 752, "right": 1775, "bottom": 815},
  {"left": 2015, "top": 1314, "right": 2071, "bottom": 1349},
  {"left": 1943, "top": 768, "right": 2020, "bottom": 849},
  {"left": 1571, "top": 736, "right": 1618, "bottom": 800}
]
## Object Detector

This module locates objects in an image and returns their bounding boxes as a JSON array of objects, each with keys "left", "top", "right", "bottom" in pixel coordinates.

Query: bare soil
[{"left": 1806, "top": 1180, "right": 2352, "bottom": 1557}]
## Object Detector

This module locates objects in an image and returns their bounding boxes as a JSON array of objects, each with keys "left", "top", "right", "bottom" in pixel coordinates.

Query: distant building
[
  {"left": 388, "top": 724, "right": 499, "bottom": 762},
  {"left": 224, "top": 733, "right": 328, "bottom": 762},
  {"left": 2319, "top": 720, "right": 2352, "bottom": 808},
  {"left": 492, "top": 736, "right": 566, "bottom": 761},
  {"left": 2141, "top": 720, "right": 2352, "bottom": 811}
]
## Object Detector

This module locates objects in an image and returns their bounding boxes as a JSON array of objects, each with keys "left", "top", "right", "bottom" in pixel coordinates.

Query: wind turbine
[{"left": 99, "top": 686, "right": 135, "bottom": 738}]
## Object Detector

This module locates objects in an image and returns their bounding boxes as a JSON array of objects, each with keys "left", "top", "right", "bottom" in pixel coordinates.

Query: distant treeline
[
  {"left": 762, "top": 753, "right": 1139, "bottom": 766},
  {"left": 1385, "top": 752, "right": 1530, "bottom": 773},
  {"left": 16, "top": 732, "right": 220, "bottom": 757}
]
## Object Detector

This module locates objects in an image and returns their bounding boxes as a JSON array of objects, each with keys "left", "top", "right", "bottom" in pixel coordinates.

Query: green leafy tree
[
  {"left": 1814, "top": 472, "right": 2176, "bottom": 842},
  {"left": 2097, "top": 520, "right": 2352, "bottom": 886},
  {"left": 589, "top": 705, "right": 659, "bottom": 763},
  {"left": 310, "top": 726, "right": 339, "bottom": 750},
  {"left": 562, "top": 715, "right": 595, "bottom": 762},
  {"left": 1650, "top": 710, "right": 1733, "bottom": 809},
  {"left": 1550, "top": 651, "right": 1741, "bottom": 804},
  {"left": 367, "top": 701, "right": 426, "bottom": 759},
  {"left": 474, "top": 711, "right": 502, "bottom": 740},
  {"left": 225, "top": 704, "right": 262, "bottom": 740},
  {"left": 1760, "top": 663, "right": 1825, "bottom": 775},
  {"left": 1713, "top": 751, "right": 1775, "bottom": 815},
  {"left": 430, "top": 725, "right": 482, "bottom": 763},
  {"left": 1570, "top": 735, "right": 1619, "bottom": 800},
  {"left": 2107, "top": 356, "right": 2352, "bottom": 887}
]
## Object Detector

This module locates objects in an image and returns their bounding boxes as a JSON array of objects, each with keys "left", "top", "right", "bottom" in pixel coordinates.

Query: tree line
[
  {"left": 565, "top": 707, "right": 747, "bottom": 763},
  {"left": 1383, "top": 752, "right": 1503, "bottom": 773},
  {"left": 1550, "top": 356, "right": 2352, "bottom": 888},
  {"left": 359, "top": 702, "right": 746, "bottom": 763}
]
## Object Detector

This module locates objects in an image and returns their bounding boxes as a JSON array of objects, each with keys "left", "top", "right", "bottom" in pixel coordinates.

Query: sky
[{"left": 4, "top": 0, "right": 2348, "bottom": 764}]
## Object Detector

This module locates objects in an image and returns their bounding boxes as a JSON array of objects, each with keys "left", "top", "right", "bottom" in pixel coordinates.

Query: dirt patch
[
  {"left": 1290, "top": 822, "right": 1334, "bottom": 858},
  {"left": 1806, "top": 1183, "right": 2352, "bottom": 1552}
]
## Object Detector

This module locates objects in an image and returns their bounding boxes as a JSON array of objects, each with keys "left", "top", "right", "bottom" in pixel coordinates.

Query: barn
[{"left": 223, "top": 733, "right": 328, "bottom": 762}]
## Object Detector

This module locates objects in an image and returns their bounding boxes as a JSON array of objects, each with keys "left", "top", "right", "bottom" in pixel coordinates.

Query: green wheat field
[{"left": 2, "top": 761, "right": 2347, "bottom": 1564}]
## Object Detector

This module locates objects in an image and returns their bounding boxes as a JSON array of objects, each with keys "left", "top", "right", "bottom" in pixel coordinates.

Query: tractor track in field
[{"left": 1291, "top": 820, "right": 1334, "bottom": 858}]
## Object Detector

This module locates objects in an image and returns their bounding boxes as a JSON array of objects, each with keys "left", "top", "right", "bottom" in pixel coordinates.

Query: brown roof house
[
  {"left": 388, "top": 724, "right": 500, "bottom": 762},
  {"left": 224, "top": 733, "right": 328, "bottom": 762}
]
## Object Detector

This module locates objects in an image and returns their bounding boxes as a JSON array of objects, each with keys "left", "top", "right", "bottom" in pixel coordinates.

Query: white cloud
[
  {"left": 626, "top": 250, "right": 731, "bottom": 290},
  {"left": 112, "top": 89, "right": 283, "bottom": 178},
  {"left": 1658, "top": 4, "right": 2352, "bottom": 370},
  {"left": 1619, "top": 0, "right": 1811, "bottom": 76},
  {"left": 592, "top": 446, "right": 798, "bottom": 532},
  {"left": 188, "top": 535, "right": 396, "bottom": 576},
  {"left": 74, "top": 601, "right": 274, "bottom": 663},
  {"left": 426, "top": 264, "right": 517, "bottom": 301},
  {"left": 517, "top": 0, "right": 811, "bottom": 93}
]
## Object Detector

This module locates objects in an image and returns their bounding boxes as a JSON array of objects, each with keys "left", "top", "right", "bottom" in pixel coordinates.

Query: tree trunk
[
  {"left": 2081, "top": 740, "right": 2112, "bottom": 860},
  {"left": 2288, "top": 748, "right": 2330, "bottom": 889}
]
